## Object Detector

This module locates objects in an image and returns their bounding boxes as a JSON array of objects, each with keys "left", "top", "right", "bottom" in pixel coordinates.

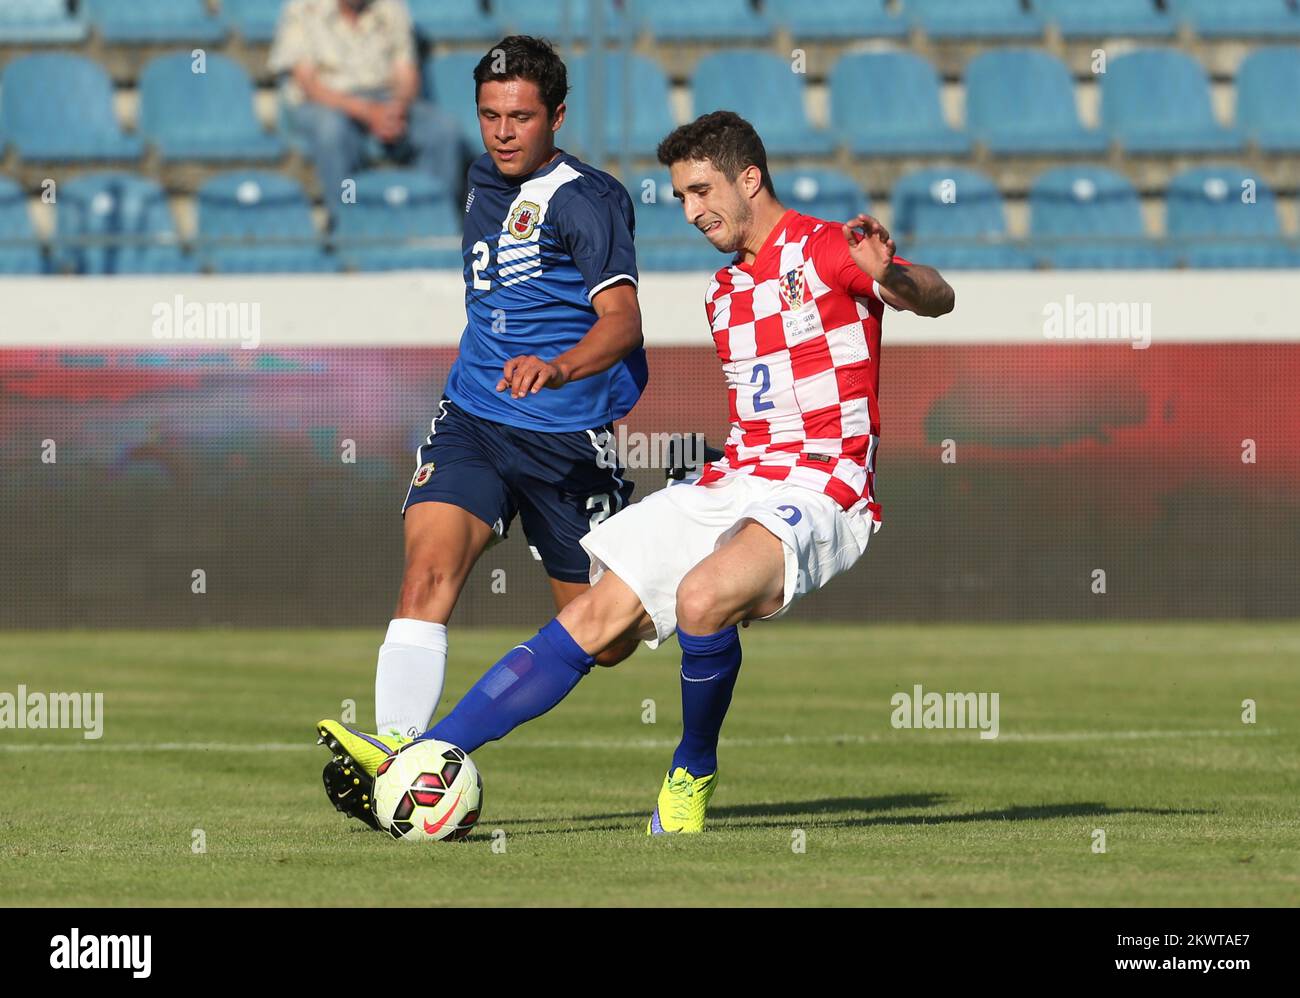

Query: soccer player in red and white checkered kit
[{"left": 425, "top": 111, "right": 955, "bottom": 832}]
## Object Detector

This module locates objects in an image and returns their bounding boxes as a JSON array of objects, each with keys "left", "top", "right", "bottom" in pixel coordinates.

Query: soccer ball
[{"left": 372, "top": 739, "right": 482, "bottom": 842}]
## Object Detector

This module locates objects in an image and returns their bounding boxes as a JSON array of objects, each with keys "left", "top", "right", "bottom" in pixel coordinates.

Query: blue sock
[
  {"left": 670, "top": 626, "right": 742, "bottom": 777},
  {"left": 427, "top": 618, "right": 594, "bottom": 753}
]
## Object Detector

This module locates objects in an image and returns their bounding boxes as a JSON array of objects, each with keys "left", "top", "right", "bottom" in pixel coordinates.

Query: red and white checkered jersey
[{"left": 696, "top": 209, "right": 905, "bottom": 520}]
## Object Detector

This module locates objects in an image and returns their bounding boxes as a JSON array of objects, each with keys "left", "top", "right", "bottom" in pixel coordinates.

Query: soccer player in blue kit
[{"left": 317, "top": 36, "right": 645, "bottom": 825}]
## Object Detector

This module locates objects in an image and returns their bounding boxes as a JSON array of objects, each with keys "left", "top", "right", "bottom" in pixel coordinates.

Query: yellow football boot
[
  {"left": 646, "top": 767, "right": 718, "bottom": 835},
  {"left": 316, "top": 720, "right": 409, "bottom": 830},
  {"left": 316, "top": 719, "right": 407, "bottom": 777}
]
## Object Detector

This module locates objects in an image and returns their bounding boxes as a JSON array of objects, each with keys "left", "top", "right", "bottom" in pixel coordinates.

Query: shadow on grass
[
  {"left": 490, "top": 796, "right": 1214, "bottom": 836},
  {"left": 717, "top": 800, "right": 1214, "bottom": 831}
]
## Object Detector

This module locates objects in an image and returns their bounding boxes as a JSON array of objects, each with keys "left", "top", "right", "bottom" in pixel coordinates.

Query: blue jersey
[{"left": 444, "top": 150, "right": 646, "bottom": 432}]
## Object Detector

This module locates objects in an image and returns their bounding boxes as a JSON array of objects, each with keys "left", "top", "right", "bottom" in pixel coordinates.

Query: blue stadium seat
[
  {"left": 496, "top": 0, "right": 625, "bottom": 38},
  {"left": 1167, "top": 0, "right": 1300, "bottom": 38},
  {"left": 766, "top": 0, "right": 906, "bottom": 40},
  {"left": 196, "top": 172, "right": 336, "bottom": 273},
  {"left": 565, "top": 53, "right": 676, "bottom": 159},
  {"left": 0, "top": 177, "right": 45, "bottom": 275},
  {"left": 906, "top": 0, "right": 1042, "bottom": 39},
  {"left": 1101, "top": 49, "right": 1242, "bottom": 153},
  {"left": 632, "top": 174, "right": 726, "bottom": 271},
  {"left": 1238, "top": 47, "right": 1300, "bottom": 153},
  {"left": 773, "top": 169, "right": 868, "bottom": 225},
  {"left": 1028, "top": 167, "right": 1169, "bottom": 269},
  {"left": 892, "top": 167, "right": 1035, "bottom": 270},
  {"left": 407, "top": 0, "right": 501, "bottom": 40},
  {"left": 1165, "top": 166, "right": 1300, "bottom": 268},
  {"left": 54, "top": 173, "right": 195, "bottom": 275},
  {"left": 0, "top": 0, "right": 88, "bottom": 44},
  {"left": 692, "top": 51, "right": 834, "bottom": 156},
  {"left": 424, "top": 52, "right": 483, "bottom": 150},
  {"left": 85, "top": 0, "right": 226, "bottom": 44},
  {"left": 829, "top": 52, "right": 969, "bottom": 156},
  {"left": 0, "top": 54, "right": 144, "bottom": 162},
  {"left": 334, "top": 169, "right": 461, "bottom": 271},
  {"left": 636, "top": 0, "right": 772, "bottom": 41},
  {"left": 965, "top": 50, "right": 1107, "bottom": 155},
  {"left": 1035, "top": 0, "right": 1174, "bottom": 38},
  {"left": 221, "top": 0, "right": 287, "bottom": 44},
  {"left": 140, "top": 53, "right": 285, "bottom": 163}
]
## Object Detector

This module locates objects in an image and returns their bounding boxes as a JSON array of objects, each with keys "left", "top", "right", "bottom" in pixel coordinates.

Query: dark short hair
[
  {"left": 656, "top": 110, "right": 775, "bottom": 196},
  {"left": 473, "top": 35, "right": 569, "bottom": 118}
]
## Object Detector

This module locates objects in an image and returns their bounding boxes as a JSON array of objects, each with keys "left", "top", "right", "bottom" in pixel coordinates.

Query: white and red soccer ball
[{"left": 372, "top": 739, "right": 482, "bottom": 842}]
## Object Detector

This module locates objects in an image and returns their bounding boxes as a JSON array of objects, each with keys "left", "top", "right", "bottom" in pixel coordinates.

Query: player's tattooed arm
[
  {"left": 496, "top": 282, "right": 643, "bottom": 399},
  {"left": 841, "top": 213, "right": 955, "bottom": 318}
]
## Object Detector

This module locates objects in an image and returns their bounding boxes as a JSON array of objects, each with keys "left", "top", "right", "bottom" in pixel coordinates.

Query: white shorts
[{"left": 580, "top": 475, "right": 879, "bottom": 648}]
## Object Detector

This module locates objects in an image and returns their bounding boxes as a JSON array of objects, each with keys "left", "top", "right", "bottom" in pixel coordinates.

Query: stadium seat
[
  {"left": 495, "top": 0, "right": 625, "bottom": 38},
  {"left": 965, "top": 50, "right": 1107, "bottom": 155},
  {"left": 692, "top": 51, "right": 834, "bottom": 156},
  {"left": 565, "top": 53, "right": 676, "bottom": 159},
  {"left": 631, "top": 174, "right": 726, "bottom": 272},
  {"left": 773, "top": 169, "right": 869, "bottom": 225},
  {"left": 766, "top": 0, "right": 906, "bottom": 40},
  {"left": 1238, "top": 47, "right": 1300, "bottom": 153},
  {"left": 636, "top": 0, "right": 773, "bottom": 41},
  {"left": 905, "top": 0, "right": 1042, "bottom": 39},
  {"left": 0, "top": 54, "right": 144, "bottom": 162},
  {"left": 54, "top": 173, "right": 195, "bottom": 275},
  {"left": 829, "top": 52, "right": 969, "bottom": 156},
  {"left": 196, "top": 172, "right": 336, "bottom": 273},
  {"left": 1165, "top": 166, "right": 1300, "bottom": 268},
  {"left": 0, "top": 0, "right": 89, "bottom": 44},
  {"left": 1028, "top": 167, "right": 1170, "bottom": 269},
  {"left": 1034, "top": 0, "right": 1174, "bottom": 38},
  {"left": 1101, "top": 49, "right": 1242, "bottom": 154},
  {"left": 891, "top": 167, "right": 1035, "bottom": 270},
  {"left": 334, "top": 169, "right": 461, "bottom": 271},
  {"left": 85, "top": 0, "right": 226, "bottom": 44},
  {"left": 424, "top": 52, "right": 483, "bottom": 150},
  {"left": 0, "top": 177, "right": 45, "bottom": 275},
  {"left": 221, "top": 0, "right": 287, "bottom": 44},
  {"left": 140, "top": 53, "right": 286, "bottom": 163},
  {"left": 407, "top": 0, "right": 501, "bottom": 40},
  {"left": 1166, "top": 0, "right": 1300, "bottom": 38}
]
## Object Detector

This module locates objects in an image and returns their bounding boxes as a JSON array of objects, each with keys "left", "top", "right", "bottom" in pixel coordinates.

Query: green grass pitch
[{"left": 1, "top": 623, "right": 1297, "bottom": 907}]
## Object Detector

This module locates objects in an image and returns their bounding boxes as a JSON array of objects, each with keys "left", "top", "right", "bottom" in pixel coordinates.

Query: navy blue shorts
[{"left": 402, "top": 397, "right": 634, "bottom": 583}]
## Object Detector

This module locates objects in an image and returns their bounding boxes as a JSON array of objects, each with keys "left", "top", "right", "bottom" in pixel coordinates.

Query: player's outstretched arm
[
  {"left": 842, "top": 213, "right": 955, "bottom": 318},
  {"left": 497, "top": 282, "right": 643, "bottom": 398}
]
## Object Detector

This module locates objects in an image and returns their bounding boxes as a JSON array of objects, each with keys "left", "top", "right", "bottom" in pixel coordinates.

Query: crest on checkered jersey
[{"left": 779, "top": 266, "right": 807, "bottom": 310}]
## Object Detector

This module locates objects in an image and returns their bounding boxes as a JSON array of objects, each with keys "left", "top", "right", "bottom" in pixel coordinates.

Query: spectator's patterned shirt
[{"left": 270, "top": 0, "right": 417, "bottom": 104}]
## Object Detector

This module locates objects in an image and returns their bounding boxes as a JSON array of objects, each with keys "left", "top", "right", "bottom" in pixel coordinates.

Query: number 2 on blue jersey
[
  {"left": 471, "top": 240, "right": 491, "bottom": 290},
  {"left": 750, "top": 363, "right": 775, "bottom": 412}
]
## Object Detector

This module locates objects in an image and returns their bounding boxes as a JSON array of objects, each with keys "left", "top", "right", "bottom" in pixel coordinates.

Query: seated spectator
[{"left": 270, "top": 0, "right": 462, "bottom": 217}]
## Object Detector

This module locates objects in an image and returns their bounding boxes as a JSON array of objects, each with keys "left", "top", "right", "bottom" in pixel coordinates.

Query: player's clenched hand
[
  {"left": 842, "top": 213, "right": 896, "bottom": 282},
  {"left": 497, "top": 355, "right": 569, "bottom": 398}
]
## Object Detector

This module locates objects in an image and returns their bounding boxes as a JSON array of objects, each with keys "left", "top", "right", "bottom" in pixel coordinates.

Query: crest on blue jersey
[
  {"left": 779, "top": 266, "right": 807, "bottom": 310},
  {"left": 507, "top": 200, "right": 541, "bottom": 240}
]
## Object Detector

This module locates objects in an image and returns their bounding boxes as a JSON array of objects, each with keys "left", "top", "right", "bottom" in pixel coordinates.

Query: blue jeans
[{"left": 286, "top": 91, "right": 464, "bottom": 216}]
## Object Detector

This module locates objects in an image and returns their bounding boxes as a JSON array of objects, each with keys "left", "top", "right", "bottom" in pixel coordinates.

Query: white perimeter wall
[{"left": 0, "top": 270, "right": 1296, "bottom": 346}]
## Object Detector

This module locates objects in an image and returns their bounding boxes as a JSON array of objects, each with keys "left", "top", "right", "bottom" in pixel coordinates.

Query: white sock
[{"left": 375, "top": 618, "right": 448, "bottom": 739}]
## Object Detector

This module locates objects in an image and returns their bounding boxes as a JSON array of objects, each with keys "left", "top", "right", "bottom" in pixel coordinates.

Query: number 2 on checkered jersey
[{"left": 749, "top": 363, "right": 775, "bottom": 413}]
